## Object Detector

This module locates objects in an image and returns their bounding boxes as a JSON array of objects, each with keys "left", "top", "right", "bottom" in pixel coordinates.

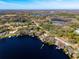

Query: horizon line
[{"left": 1, "top": 9, "right": 79, "bottom": 10}]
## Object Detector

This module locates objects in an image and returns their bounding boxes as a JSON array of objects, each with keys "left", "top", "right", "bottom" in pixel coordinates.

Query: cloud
[
  {"left": 0, "top": 1, "right": 25, "bottom": 9},
  {"left": 0, "top": 0, "right": 79, "bottom": 9}
]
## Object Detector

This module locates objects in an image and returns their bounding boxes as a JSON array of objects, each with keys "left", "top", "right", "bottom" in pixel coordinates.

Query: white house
[{"left": 74, "top": 28, "right": 79, "bottom": 34}]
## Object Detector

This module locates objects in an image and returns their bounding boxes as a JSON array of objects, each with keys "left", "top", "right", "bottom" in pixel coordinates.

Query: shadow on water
[{"left": 0, "top": 35, "right": 70, "bottom": 59}]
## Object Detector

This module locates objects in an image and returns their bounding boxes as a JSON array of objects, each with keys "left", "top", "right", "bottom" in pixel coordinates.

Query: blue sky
[{"left": 0, "top": 0, "right": 79, "bottom": 9}]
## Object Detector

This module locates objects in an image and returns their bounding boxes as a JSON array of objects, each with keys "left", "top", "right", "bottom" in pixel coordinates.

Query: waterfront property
[{"left": 74, "top": 28, "right": 79, "bottom": 34}]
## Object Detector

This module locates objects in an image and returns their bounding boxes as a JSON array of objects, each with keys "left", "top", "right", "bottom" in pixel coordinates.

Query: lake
[
  {"left": 51, "top": 18, "right": 68, "bottom": 26},
  {"left": 0, "top": 35, "right": 70, "bottom": 59}
]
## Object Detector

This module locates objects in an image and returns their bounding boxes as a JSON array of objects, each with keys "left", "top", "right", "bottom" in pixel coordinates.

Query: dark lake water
[
  {"left": 51, "top": 18, "right": 68, "bottom": 26},
  {"left": 0, "top": 35, "right": 69, "bottom": 59}
]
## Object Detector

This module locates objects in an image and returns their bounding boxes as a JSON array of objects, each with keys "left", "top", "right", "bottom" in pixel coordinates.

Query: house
[{"left": 74, "top": 28, "right": 79, "bottom": 34}]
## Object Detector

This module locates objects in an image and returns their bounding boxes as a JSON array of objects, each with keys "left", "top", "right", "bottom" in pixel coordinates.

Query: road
[
  {"left": 33, "top": 20, "right": 79, "bottom": 59},
  {"left": 32, "top": 20, "right": 74, "bottom": 48}
]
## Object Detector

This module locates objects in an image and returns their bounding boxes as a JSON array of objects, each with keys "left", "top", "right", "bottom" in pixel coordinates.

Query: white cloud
[
  {"left": 0, "top": 0, "right": 79, "bottom": 9},
  {"left": 24, "top": 1, "right": 79, "bottom": 9},
  {"left": 56, "top": 0, "right": 63, "bottom": 1},
  {"left": 0, "top": 1, "right": 26, "bottom": 9}
]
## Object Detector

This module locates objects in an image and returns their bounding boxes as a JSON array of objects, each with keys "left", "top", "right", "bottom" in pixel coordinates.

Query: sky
[{"left": 0, "top": 0, "right": 79, "bottom": 9}]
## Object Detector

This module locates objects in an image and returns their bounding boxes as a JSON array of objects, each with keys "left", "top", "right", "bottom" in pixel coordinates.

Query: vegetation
[
  {"left": 0, "top": 10, "right": 79, "bottom": 59},
  {"left": 0, "top": 11, "right": 79, "bottom": 44}
]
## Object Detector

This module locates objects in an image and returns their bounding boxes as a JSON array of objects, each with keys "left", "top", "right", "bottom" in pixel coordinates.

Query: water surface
[{"left": 0, "top": 35, "right": 69, "bottom": 59}]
